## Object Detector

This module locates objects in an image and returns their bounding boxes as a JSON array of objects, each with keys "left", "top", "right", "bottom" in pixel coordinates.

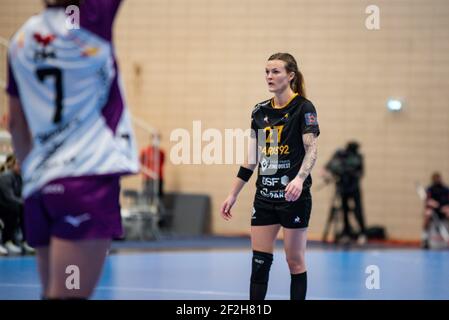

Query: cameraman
[{"left": 325, "top": 142, "right": 367, "bottom": 244}]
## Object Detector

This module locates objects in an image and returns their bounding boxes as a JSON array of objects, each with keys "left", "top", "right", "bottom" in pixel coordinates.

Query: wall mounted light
[{"left": 387, "top": 99, "right": 403, "bottom": 112}]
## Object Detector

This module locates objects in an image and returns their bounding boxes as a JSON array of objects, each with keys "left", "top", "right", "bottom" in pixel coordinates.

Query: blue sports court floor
[{"left": 0, "top": 239, "right": 448, "bottom": 300}]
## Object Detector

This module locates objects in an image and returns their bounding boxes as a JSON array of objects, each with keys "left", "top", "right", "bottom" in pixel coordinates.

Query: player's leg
[
  {"left": 251, "top": 224, "right": 280, "bottom": 253},
  {"left": 250, "top": 199, "right": 281, "bottom": 300},
  {"left": 283, "top": 227, "right": 308, "bottom": 300},
  {"left": 35, "top": 247, "right": 50, "bottom": 298},
  {"left": 42, "top": 176, "right": 122, "bottom": 299},
  {"left": 422, "top": 208, "right": 433, "bottom": 248},
  {"left": 438, "top": 205, "right": 449, "bottom": 243},
  {"left": 280, "top": 197, "right": 311, "bottom": 300},
  {"left": 23, "top": 193, "right": 52, "bottom": 298},
  {"left": 46, "top": 237, "right": 110, "bottom": 299},
  {"left": 250, "top": 224, "right": 280, "bottom": 300}
]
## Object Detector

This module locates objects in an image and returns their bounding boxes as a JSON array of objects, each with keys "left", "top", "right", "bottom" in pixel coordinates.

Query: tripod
[{"left": 322, "top": 186, "right": 345, "bottom": 243}]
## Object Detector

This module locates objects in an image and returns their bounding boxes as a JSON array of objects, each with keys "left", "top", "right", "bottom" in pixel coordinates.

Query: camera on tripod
[
  {"left": 326, "top": 144, "right": 362, "bottom": 191},
  {"left": 322, "top": 142, "right": 364, "bottom": 243}
]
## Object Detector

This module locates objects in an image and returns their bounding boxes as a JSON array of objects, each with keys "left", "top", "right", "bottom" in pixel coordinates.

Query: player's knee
[
  {"left": 251, "top": 251, "right": 273, "bottom": 284},
  {"left": 286, "top": 254, "right": 306, "bottom": 273}
]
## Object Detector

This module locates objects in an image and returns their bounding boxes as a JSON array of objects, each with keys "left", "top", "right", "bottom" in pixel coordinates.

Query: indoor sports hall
[{"left": 0, "top": 0, "right": 448, "bottom": 300}]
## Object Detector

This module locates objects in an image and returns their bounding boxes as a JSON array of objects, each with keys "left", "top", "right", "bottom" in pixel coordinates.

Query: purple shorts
[{"left": 24, "top": 175, "right": 123, "bottom": 247}]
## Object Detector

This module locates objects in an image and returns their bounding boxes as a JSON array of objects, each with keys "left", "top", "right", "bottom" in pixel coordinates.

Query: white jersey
[{"left": 7, "top": 5, "right": 138, "bottom": 198}]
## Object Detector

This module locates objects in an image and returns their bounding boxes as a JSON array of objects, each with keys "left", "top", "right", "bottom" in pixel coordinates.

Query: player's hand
[
  {"left": 285, "top": 177, "right": 303, "bottom": 202},
  {"left": 441, "top": 205, "right": 449, "bottom": 215},
  {"left": 221, "top": 194, "right": 237, "bottom": 220},
  {"left": 426, "top": 199, "right": 439, "bottom": 209}
]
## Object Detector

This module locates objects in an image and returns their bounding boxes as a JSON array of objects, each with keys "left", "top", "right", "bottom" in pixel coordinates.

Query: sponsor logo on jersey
[
  {"left": 262, "top": 177, "right": 280, "bottom": 186},
  {"left": 260, "top": 188, "right": 285, "bottom": 199},
  {"left": 260, "top": 159, "right": 291, "bottom": 172},
  {"left": 281, "top": 175, "right": 290, "bottom": 186},
  {"left": 33, "top": 33, "right": 56, "bottom": 62},
  {"left": 260, "top": 158, "right": 269, "bottom": 172},
  {"left": 35, "top": 140, "right": 65, "bottom": 171},
  {"left": 36, "top": 119, "right": 78, "bottom": 144},
  {"left": 33, "top": 33, "right": 55, "bottom": 46},
  {"left": 276, "top": 160, "right": 291, "bottom": 169},
  {"left": 305, "top": 112, "right": 318, "bottom": 126},
  {"left": 42, "top": 184, "right": 65, "bottom": 194},
  {"left": 261, "top": 145, "right": 290, "bottom": 156},
  {"left": 64, "top": 213, "right": 91, "bottom": 228},
  {"left": 82, "top": 47, "right": 100, "bottom": 57}
]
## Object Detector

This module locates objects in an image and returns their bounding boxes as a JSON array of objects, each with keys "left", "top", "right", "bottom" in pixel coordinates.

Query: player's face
[
  {"left": 265, "top": 60, "right": 294, "bottom": 94},
  {"left": 432, "top": 174, "right": 442, "bottom": 185}
]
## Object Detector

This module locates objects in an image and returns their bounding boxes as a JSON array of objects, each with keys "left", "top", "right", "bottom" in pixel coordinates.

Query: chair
[{"left": 121, "top": 189, "right": 162, "bottom": 240}]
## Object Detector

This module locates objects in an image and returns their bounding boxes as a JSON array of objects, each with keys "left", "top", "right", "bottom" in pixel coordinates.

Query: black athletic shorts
[{"left": 251, "top": 189, "right": 312, "bottom": 228}]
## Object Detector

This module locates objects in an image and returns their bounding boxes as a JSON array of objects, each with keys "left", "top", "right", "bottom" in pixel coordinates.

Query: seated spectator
[{"left": 422, "top": 172, "right": 449, "bottom": 249}]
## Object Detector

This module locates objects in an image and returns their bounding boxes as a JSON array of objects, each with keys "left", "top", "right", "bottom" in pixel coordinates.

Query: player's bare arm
[
  {"left": 297, "top": 133, "right": 318, "bottom": 182},
  {"left": 285, "top": 132, "right": 318, "bottom": 202}
]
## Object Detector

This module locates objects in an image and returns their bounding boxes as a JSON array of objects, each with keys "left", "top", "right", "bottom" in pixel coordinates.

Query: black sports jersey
[{"left": 251, "top": 94, "right": 320, "bottom": 202}]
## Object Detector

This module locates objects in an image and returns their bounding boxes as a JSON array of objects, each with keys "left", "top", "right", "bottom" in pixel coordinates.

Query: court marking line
[{"left": 0, "top": 282, "right": 332, "bottom": 299}]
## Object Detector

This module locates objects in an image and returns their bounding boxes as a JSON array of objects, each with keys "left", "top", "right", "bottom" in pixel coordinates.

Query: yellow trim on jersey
[{"left": 271, "top": 93, "right": 298, "bottom": 109}]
